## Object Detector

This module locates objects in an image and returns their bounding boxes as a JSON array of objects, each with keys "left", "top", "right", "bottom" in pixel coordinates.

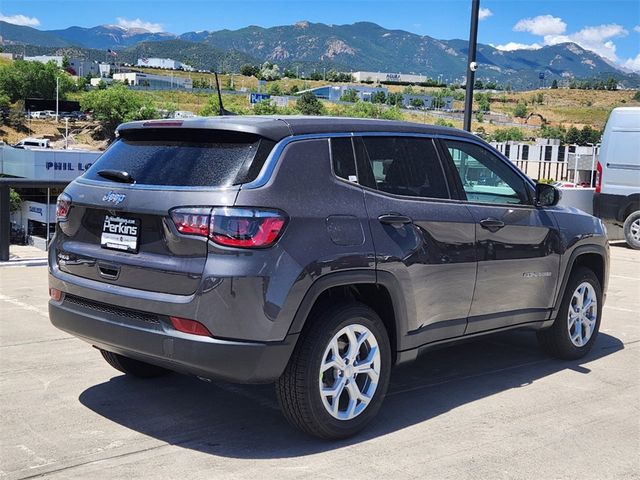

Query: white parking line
[{"left": 0, "top": 293, "right": 49, "bottom": 318}]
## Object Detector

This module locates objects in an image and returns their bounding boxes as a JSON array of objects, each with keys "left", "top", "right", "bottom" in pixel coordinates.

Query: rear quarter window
[{"left": 83, "top": 129, "right": 274, "bottom": 187}]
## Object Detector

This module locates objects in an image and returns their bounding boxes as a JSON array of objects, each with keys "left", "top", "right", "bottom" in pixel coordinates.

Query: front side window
[
  {"left": 444, "top": 140, "right": 529, "bottom": 205},
  {"left": 362, "top": 136, "right": 449, "bottom": 199}
]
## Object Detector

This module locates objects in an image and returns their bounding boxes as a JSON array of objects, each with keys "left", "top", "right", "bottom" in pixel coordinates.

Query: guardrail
[{"left": 0, "top": 179, "right": 70, "bottom": 261}]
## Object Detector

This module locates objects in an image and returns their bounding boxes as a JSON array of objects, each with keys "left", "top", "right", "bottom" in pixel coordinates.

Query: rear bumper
[{"left": 49, "top": 298, "right": 298, "bottom": 384}]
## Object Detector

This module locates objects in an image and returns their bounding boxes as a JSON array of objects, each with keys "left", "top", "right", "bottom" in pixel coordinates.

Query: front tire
[
  {"left": 100, "top": 349, "right": 170, "bottom": 378},
  {"left": 623, "top": 211, "right": 640, "bottom": 250},
  {"left": 537, "top": 267, "right": 602, "bottom": 360},
  {"left": 276, "top": 302, "right": 391, "bottom": 439}
]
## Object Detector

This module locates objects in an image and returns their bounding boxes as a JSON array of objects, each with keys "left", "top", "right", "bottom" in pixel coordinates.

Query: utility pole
[
  {"left": 55, "top": 76, "right": 59, "bottom": 123},
  {"left": 463, "top": 0, "right": 480, "bottom": 132}
]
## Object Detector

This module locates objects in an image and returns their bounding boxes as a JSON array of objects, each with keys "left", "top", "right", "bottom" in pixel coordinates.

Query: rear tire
[
  {"left": 623, "top": 211, "right": 640, "bottom": 250},
  {"left": 537, "top": 267, "right": 602, "bottom": 360},
  {"left": 100, "top": 349, "right": 170, "bottom": 378},
  {"left": 276, "top": 301, "right": 391, "bottom": 440}
]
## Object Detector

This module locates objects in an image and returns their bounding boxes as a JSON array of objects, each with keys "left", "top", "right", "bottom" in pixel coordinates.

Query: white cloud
[
  {"left": 621, "top": 53, "right": 640, "bottom": 72},
  {"left": 634, "top": 25, "right": 640, "bottom": 33},
  {"left": 479, "top": 8, "right": 493, "bottom": 21},
  {"left": 545, "top": 24, "right": 628, "bottom": 62},
  {"left": 115, "top": 17, "right": 164, "bottom": 33},
  {"left": 0, "top": 12, "right": 40, "bottom": 27},
  {"left": 514, "top": 15, "right": 566, "bottom": 36},
  {"left": 511, "top": 14, "right": 629, "bottom": 63},
  {"left": 494, "top": 42, "right": 542, "bottom": 51}
]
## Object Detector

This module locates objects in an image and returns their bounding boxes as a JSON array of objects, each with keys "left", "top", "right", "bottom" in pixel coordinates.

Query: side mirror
[{"left": 535, "top": 183, "right": 561, "bottom": 207}]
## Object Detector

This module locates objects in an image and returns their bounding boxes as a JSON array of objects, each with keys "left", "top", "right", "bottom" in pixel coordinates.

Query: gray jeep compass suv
[{"left": 49, "top": 116, "right": 609, "bottom": 439}]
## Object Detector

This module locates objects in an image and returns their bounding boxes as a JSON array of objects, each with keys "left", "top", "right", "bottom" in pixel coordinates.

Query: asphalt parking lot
[{"left": 1, "top": 243, "right": 638, "bottom": 479}]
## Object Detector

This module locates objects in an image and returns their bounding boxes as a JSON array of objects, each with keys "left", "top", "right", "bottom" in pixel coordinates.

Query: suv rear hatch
[{"left": 53, "top": 127, "right": 275, "bottom": 295}]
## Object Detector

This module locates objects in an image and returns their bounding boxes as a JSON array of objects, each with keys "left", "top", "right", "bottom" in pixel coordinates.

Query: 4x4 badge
[{"left": 102, "top": 191, "right": 126, "bottom": 205}]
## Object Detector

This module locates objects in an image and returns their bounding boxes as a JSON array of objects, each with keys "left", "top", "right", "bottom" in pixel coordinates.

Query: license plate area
[{"left": 101, "top": 215, "right": 140, "bottom": 253}]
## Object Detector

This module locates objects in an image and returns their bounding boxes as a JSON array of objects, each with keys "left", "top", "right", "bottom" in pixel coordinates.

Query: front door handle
[
  {"left": 378, "top": 214, "right": 412, "bottom": 226},
  {"left": 480, "top": 217, "right": 505, "bottom": 233}
]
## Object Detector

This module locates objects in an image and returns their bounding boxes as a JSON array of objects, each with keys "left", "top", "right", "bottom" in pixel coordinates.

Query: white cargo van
[
  {"left": 593, "top": 107, "right": 640, "bottom": 249},
  {"left": 13, "top": 137, "right": 50, "bottom": 149}
]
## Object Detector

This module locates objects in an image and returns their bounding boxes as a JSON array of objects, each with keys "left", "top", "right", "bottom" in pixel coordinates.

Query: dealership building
[{"left": 1, "top": 146, "right": 101, "bottom": 246}]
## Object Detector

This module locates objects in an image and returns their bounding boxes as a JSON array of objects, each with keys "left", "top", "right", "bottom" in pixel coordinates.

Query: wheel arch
[
  {"left": 553, "top": 245, "right": 608, "bottom": 317},
  {"left": 287, "top": 270, "right": 409, "bottom": 362}
]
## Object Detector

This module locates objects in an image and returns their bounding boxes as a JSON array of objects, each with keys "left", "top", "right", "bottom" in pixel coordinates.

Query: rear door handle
[
  {"left": 378, "top": 214, "right": 412, "bottom": 226},
  {"left": 479, "top": 218, "right": 505, "bottom": 232}
]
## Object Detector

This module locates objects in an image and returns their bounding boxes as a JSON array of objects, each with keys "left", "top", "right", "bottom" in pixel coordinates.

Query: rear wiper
[{"left": 97, "top": 169, "right": 135, "bottom": 184}]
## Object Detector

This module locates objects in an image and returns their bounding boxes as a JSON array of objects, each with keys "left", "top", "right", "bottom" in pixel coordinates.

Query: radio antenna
[{"left": 214, "top": 72, "right": 235, "bottom": 116}]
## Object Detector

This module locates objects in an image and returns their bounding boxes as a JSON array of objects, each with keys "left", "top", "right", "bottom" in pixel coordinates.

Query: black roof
[{"left": 117, "top": 115, "right": 479, "bottom": 143}]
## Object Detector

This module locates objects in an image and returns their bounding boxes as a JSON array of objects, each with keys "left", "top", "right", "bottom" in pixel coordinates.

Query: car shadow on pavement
[{"left": 79, "top": 330, "right": 623, "bottom": 458}]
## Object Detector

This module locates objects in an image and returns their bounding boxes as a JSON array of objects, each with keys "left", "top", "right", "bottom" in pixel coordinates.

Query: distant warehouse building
[
  {"left": 24, "top": 55, "right": 103, "bottom": 77},
  {"left": 137, "top": 57, "right": 194, "bottom": 71},
  {"left": 299, "top": 85, "right": 387, "bottom": 102},
  {"left": 352, "top": 71, "right": 429, "bottom": 84},
  {"left": 113, "top": 72, "right": 193, "bottom": 89}
]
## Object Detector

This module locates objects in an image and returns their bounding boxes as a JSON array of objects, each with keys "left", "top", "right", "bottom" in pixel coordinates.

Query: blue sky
[{"left": 2, "top": 0, "right": 639, "bottom": 70}]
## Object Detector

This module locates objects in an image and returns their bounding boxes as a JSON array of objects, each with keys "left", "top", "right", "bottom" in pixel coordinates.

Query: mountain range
[{"left": 1, "top": 20, "right": 638, "bottom": 89}]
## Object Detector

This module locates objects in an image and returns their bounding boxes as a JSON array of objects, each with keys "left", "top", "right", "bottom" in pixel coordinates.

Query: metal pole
[
  {"left": 463, "top": 0, "right": 480, "bottom": 132},
  {"left": 0, "top": 186, "right": 10, "bottom": 261},
  {"left": 46, "top": 188, "right": 50, "bottom": 251},
  {"left": 65, "top": 118, "right": 69, "bottom": 149},
  {"left": 573, "top": 145, "right": 578, "bottom": 183},
  {"left": 56, "top": 76, "right": 59, "bottom": 123}
]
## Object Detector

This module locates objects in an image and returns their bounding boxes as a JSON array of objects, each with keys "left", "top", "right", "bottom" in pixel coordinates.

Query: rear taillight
[
  {"left": 595, "top": 161, "right": 603, "bottom": 193},
  {"left": 56, "top": 192, "right": 72, "bottom": 222},
  {"left": 170, "top": 207, "right": 286, "bottom": 248}
]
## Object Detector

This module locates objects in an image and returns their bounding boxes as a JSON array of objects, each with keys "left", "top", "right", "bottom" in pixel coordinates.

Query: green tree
[
  {"left": 475, "top": 110, "right": 484, "bottom": 123},
  {"left": 435, "top": 118, "right": 454, "bottom": 128},
  {"left": 605, "top": 77, "right": 617, "bottom": 91},
  {"left": 513, "top": 102, "right": 528, "bottom": 118},
  {"left": 340, "top": 88, "right": 359, "bottom": 103},
  {"left": 538, "top": 124, "right": 567, "bottom": 142},
  {"left": 296, "top": 91, "right": 325, "bottom": 115},
  {"left": 62, "top": 55, "right": 71, "bottom": 71},
  {"left": 80, "top": 84, "right": 157, "bottom": 138},
  {"left": 565, "top": 126, "right": 581, "bottom": 144},
  {"left": 386, "top": 92, "right": 404, "bottom": 106},
  {"left": 199, "top": 95, "right": 220, "bottom": 116},
  {"left": 633, "top": 91, "right": 640, "bottom": 102},
  {"left": 579, "top": 125, "right": 600, "bottom": 145},
  {"left": 0, "top": 60, "right": 75, "bottom": 102},
  {"left": 491, "top": 127, "right": 524, "bottom": 142},
  {"left": 265, "top": 82, "right": 282, "bottom": 95},
  {"left": 240, "top": 64, "right": 259, "bottom": 77},
  {"left": 9, "top": 189, "right": 22, "bottom": 212},
  {"left": 409, "top": 98, "right": 424, "bottom": 108},
  {"left": 0, "top": 91, "right": 10, "bottom": 110},
  {"left": 371, "top": 90, "right": 387, "bottom": 104},
  {"left": 551, "top": 79, "right": 559, "bottom": 89},
  {"left": 253, "top": 99, "right": 278, "bottom": 115}
]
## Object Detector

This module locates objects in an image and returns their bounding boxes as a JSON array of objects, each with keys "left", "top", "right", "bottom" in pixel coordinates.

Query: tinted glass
[
  {"left": 362, "top": 137, "right": 449, "bottom": 199},
  {"left": 84, "top": 129, "right": 266, "bottom": 187},
  {"left": 444, "top": 140, "right": 529, "bottom": 205},
  {"left": 331, "top": 137, "right": 357, "bottom": 181}
]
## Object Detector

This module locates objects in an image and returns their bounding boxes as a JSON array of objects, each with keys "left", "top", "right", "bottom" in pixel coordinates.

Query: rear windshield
[{"left": 83, "top": 128, "right": 274, "bottom": 187}]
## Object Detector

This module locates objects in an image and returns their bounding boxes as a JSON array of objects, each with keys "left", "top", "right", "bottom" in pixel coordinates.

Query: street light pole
[
  {"left": 463, "top": 0, "right": 480, "bottom": 132},
  {"left": 55, "top": 76, "right": 59, "bottom": 123}
]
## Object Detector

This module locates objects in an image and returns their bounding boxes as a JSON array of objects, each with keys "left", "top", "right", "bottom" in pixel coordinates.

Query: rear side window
[
  {"left": 330, "top": 137, "right": 357, "bottom": 181},
  {"left": 362, "top": 136, "right": 449, "bottom": 199},
  {"left": 83, "top": 129, "right": 273, "bottom": 187}
]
